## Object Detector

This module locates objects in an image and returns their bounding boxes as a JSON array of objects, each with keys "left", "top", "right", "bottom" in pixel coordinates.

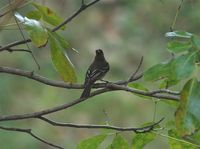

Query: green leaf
[
  {"left": 77, "top": 134, "right": 107, "bottom": 149},
  {"left": 49, "top": 32, "right": 77, "bottom": 83},
  {"left": 31, "top": 2, "right": 64, "bottom": 28},
  {"left": 26, "top": 10, "right": 41, "bottom": 20},
  {"left": 15, "top": 12, "right": 48, "bottom": 47},
  {"left": 132, "top": 132, "right": 156, "bottom": 149},
  {"left": 175, "top": 78, "right": 200, "bottom": 137},
  {"left": 165, "top": 31, "right": 193, "bottom": 38},
  {"left": 167, "top": 41, "right": 192, "bottom": 53},
  {"left": 173, "top": 53, "right": 196, "bottom": 81},
  {"left": 144, "top": 61, "right": 169, "bottom": 81},
  {"left": 144, "top": 52, "right": 196, "bottom": 86},
  {"left": 168, "top": 129, "right": 198, "bottom": 149},
  {"left": 51, "top": 32, "right": 69, "bottom": 49},
  {"left": 191, "top": 35, "right": 200, "bottom": 48},
  {"left": 107, "top": 134, "right": 129, "bottom": 149}
]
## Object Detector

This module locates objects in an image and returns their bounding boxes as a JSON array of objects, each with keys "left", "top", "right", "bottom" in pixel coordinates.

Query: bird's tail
[{"left": 80, "top": 83, "right": 92, "bottom": 98}]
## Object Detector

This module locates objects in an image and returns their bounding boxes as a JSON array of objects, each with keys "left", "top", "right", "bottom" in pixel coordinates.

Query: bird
[{"left": 81, "top": 49, "right": 109, "bottom": 98}]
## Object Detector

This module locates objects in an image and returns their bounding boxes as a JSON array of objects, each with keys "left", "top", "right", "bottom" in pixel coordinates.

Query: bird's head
[{"left": 95, "top": 49, "right": 104, "bottom": 56}]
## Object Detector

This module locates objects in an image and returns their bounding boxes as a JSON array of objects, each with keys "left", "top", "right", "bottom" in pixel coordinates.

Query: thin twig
[
  {"left": 12, "top": 6, "right": 40, "bottom": 70},
  {"left": 52, "top": 0, "right": 100, "bottom": 32},
  {"left": 0, "top": 39, "right": 31, "bottom": 52},
  {"left": 103, "top": 83, "right": 179, "bottom": 101},
  {"left": 0, "top": 125, "right": 63, "bottom": 149},
  {"left": 128, "top": 56, "right": 143, "bottom": 83},
  {"left": 39, "top": 116, "right": 164, "bottom": 133},
  {"left": 0, "top": 46, "right": 31, "bottom": 53},
  {"left": 81, "top": 0, "right": 85, "bottom": 6},
  {"left": 170, "top": 0, "right": 184, "bottom": 31}
]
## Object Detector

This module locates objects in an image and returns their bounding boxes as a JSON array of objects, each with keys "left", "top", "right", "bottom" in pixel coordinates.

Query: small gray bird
[{"left": 81, "top": 49, "right": 109, "bottom": 98}]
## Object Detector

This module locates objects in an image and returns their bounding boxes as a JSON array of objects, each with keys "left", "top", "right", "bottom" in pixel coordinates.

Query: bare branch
[
  {"left": 0, "top": 46, "right": 31, "bottom": 53},
  {"left": 0, "top": 66, "right": 83, "bottom": 89},
  {"left": 39, "top": 116, "right": 164, "bottom": 133},
  {"left": 0, "top": 66, "right": 179, "bottom": 95},
  {"left": 0, "top": 39, "right": 31, "bottom": 52},
  {"left": 128, "top": 56, "right": 143, "bottom": 83},
  {"left": 52, "top": 0, "right": 100, "bottom": 32},
  {"left": 0, "top": 125, "right": 63, "bottom": 149},
  {"left": 103, "top": 83, "right": 179, "bottom": 101},
  {"left": 0, "top": 66, "right": 141, "bottom": 89}
]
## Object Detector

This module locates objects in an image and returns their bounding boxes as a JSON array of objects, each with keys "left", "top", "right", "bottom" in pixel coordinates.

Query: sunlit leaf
[
  {"left": 77, "top": 134, "right": 107, "bottom": 149},
  {"left": 132, "top": 132, "right": 156, "bottom": 149},
  {"left": 31, "top": 2, "right": 64, "bottom": 28},
  {"left": 107, "top": 134, "right": 129, "bottom": 149},
  {"left": 49, "top": 32, "right": 77, "bottom": 83},
  {"left": 175, "top": 78, "right": 200, "bottom": 137},
  {"left": 165, "top": 31, "right": 193, "bottom": 38},
  {"left": 26, "top": 10, "right": 41, "bottom": 20},
  {"left": 167, "top": 41, "right": 192, "bottom": 53},
  {"left": 168, "top": 129, "right": 198, "bottom": 149},
  {"left": 15, "top": 12, "right": 48, "bottom": 47}
]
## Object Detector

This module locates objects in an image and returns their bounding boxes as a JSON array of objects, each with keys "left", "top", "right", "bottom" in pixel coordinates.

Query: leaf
[
  {"left": 26, "top": 10, "right": 41, "bottom": 20},
  {"left": 168, "top": 129, "right": 198, "bottom": 149},
  {"left": 165, "top": 31, "right": 193, "bottom": 38},
  {"left": 175, "top": 78, "right": 200, "bottom": 137},
  {"left": 144, "top": 61, "right": 169, "bottom": 81},
  {"left": 107, "top": 134, "right": 129, "bottom": 149},
  {"left": 49, "top": 32, "right": 77, "bottom": 83},
  {"left": 132, "top": 132, "right": 156, "bottom": 149},
  {"left": 144, "top": 52, "right": 196, "bottom": 86},
  {"left": 15, "top": 12, "right": 48, "bottom": 47},
  {"left": 191, "top": 35, "right": 200, "bottom": 48},
  {"left": 31, "top": 2, "right": 64, "bottom": 28},
  {"left": 77, "top": 134, "right": 107, "bottom": 149},
  {"left": 167, "top": 41, "right": 192, "bottom": 53},
  {"left": 173, "top": 53, "right": 196, "bottom": 81},
  {"left": 51, "top": 32, "right": 69, "bottom": 49}
]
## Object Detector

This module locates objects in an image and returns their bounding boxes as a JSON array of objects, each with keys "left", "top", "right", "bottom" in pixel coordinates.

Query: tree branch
[
  {"left": 0, "top": 125, "right": 63, "bottom": 149},
  {"left": 0, "top": 46, "right": 31, "bottom": 53},
  {"left": 0, "top": 39, "right": 31, "bottom": 52},
  {"left": 0, "top": 0, "right": 101, "bottom": 51},
  {"left": 39, "top": 116, "right": 164, "bottom": 133},
  {"left": 0, "top": 66, "right": 179, "bottom": 96}
]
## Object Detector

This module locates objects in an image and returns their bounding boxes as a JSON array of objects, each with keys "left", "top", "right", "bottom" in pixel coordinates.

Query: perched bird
[{"left": 81, "top": 49, "right": 109, "bottom": 98}]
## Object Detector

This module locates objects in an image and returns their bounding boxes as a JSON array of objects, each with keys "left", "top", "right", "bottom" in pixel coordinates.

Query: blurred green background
[{"left": 0, "top": 0, "right": 199, "bottom": 148}]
